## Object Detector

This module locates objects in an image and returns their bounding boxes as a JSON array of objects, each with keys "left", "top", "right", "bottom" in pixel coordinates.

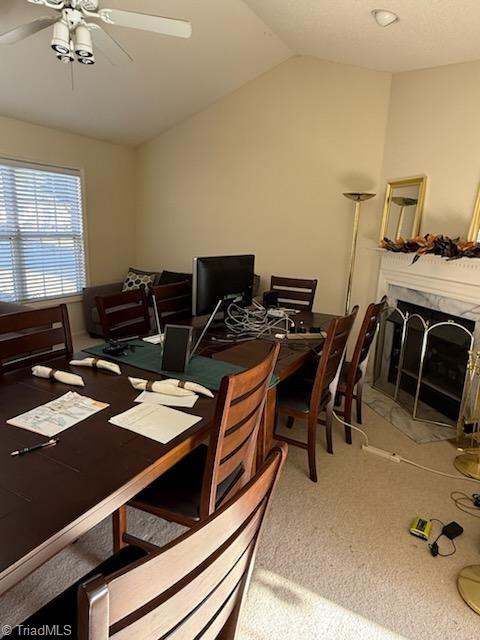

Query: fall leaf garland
[{"left": 380, "top": 235, "right": 480, "bottom": 263}]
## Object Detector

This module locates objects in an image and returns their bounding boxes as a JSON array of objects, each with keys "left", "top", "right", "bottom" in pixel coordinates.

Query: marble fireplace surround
[
  {"left": 368, "top": 251, "right": 480, "bottom": 442},
  {"left": 376, "top": 251, "right": 480, "bottom": 330}
]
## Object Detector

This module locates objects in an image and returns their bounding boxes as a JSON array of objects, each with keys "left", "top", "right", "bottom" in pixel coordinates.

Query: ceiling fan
[{"left": 0, "top": 0, "right": 192, "bottom": 66}]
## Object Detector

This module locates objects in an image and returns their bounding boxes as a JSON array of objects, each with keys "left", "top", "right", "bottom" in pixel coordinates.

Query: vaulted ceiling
[
  {"left": 0, "top": 0, "right": 290, "bottom": 145},
  {"left": 1, "top": 1, "right": 480, "bottom": 145}
]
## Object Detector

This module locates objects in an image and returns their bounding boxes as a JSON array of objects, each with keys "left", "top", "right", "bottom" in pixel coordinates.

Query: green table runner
[{"left": 84, "top": 340, "right": 246, "bottom": 391}]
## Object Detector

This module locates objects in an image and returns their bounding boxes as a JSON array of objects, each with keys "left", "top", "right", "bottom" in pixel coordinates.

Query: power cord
[
  {"left": 428, "top": 519, "right": 458, "bottom": 557},
  {"left": 332, "top": 414, "right": 467, "bottom": 557},
  {"left": 224, "top": 300, "right": 295, "bottom": 338},
  {"left": 332, "top": 412, "right": 480, "bottom": 484},
  {"left": 450, "top": 491, "right": 480, "bottom": 519},
  {"left": 332, "top": 411, "right": 370, "bottom": 447}
]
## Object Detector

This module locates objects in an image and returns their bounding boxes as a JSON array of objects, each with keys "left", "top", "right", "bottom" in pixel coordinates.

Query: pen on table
[{"left": 10, "top": 437, "right": 60, "bottom": 457}]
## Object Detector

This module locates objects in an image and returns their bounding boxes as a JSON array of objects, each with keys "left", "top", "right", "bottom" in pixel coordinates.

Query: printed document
[{"left": 7, "top": 392, "right": 109, "bottom": 437}]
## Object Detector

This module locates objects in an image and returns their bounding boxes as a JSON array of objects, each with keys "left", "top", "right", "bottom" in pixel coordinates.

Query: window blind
[{"left": 0, "top": 160, "right": 86, "bottom": 303}]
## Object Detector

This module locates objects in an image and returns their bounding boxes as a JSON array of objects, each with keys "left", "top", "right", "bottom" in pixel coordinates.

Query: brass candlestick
[
  {"left": 392, "top": 196, "right": 418, "bottom": 240},
  {"left": 343, "top": 192, "right": 375, "bottom": 314}
]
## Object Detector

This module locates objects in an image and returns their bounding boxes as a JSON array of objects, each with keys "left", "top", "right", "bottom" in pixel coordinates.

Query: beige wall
[
  {"left": 5, "top": 56, "right": 480, "bottom": 336},
  {"left": 382, "top": 60, "right": 480, "bottom": 238},
  {"left": 135, "top": 56, "right": 391, "bottom": 316},
  {"left": 0, "top": 116, "right": 136, "bottom": 334}
]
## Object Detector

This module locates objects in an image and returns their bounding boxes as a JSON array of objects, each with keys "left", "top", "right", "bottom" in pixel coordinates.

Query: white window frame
[{"left": 0, "top": 157, "right": 89, "bottom": 304}]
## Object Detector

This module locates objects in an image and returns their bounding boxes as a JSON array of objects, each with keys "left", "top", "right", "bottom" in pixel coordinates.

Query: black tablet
[{"left": 161, "top": 325, "right": 193, "bottom": 373}]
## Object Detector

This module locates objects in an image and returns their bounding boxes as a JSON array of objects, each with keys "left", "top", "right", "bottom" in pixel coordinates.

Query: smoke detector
[{"left": 371, "top": 9, "right": 399, "bottom": 27}]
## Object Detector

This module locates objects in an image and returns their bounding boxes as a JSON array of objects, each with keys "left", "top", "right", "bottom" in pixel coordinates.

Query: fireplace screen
[{"left": 373, "top": 302, "right": 474, "bottom": 428}]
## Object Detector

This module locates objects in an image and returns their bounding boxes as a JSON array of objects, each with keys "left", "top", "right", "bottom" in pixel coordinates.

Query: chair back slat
[
  {"left": 95, "top": 288, "right": 150, "bottom": 340},
  {"left": 78, "top": 445, "right": 287, "bottom": 640},
  {"left": 102, "top": 305, "right": 147, "bottom": 327},
  {"left": 270, "top": 276, "right": 318, "bottom": 311},
  {"left": 220, "top": 410, "right": 260, "bottom": 461},
  {"left": 224, "top": 379, "right": 268, "bottom": 431},
  {"left": 1, "top": 327, "right": 67, "bottom": 360},
  {"left": 310, "top": 307, "right": 358, "bottom": 414},
  {"left": 348, "top": 297, "right": 387, "bottom": 384},
  {"left": 0, "top": 305, "right": 72, "bottom": 373},
  {"left": 201, "top": 343, "right": 280, "bottom": 517},
  {"left": 151, "top": 281, "right": 191, "bottom": 328},
  {"left": 111, "top": 521, "right": 258, "bottom": 640}
]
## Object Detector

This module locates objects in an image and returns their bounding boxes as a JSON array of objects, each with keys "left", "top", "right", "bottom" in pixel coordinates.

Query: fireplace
[
  {"left": 373, "top": 251, "right": 480, "bottom": 433},
  {"left": 374, "top": 300, "right": 474, "bottom": 426}
]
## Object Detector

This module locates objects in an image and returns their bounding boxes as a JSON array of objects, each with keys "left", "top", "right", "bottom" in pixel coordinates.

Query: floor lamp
[
  {"left": 343, "top": 192, "right": 375, "bottom": 314},
  {"left": 392, "top": 196, "right": 418, "bottom": 240},
  {"left": 455, "top": 350, "right": 480, "bottom": 615}
]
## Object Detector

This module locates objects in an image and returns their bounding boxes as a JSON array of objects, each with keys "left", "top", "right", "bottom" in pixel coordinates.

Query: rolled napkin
[
  {"left": 129, "top": 377, "right": 195, "bottom": 396},
  {"left": 70, "top": 358, "right": 121, "bottom": 376},
  {"left": 162, "top": 378, "right": 214, "bottom": 398},
  {"left": 32, "top": 366, "right": 85, "bottom": 387}
]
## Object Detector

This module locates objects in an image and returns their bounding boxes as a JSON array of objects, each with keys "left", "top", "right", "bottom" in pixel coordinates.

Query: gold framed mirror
[
  {"left": 467, "top": 184, "right": 480, "bottom": 242},
  {"left": 379, "top": 175, "right": 428, "bottom": 243}
]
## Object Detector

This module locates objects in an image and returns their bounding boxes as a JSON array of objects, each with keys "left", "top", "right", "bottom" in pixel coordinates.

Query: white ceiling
[
  {"left": 0, "top": 0, "right": 290, "bottom": 145},
  {"left": 245, "top": 0, "right": 480, "bottom": 74},
  {"left": 2, "top": 1, "right": 480, "bottom": 145}
]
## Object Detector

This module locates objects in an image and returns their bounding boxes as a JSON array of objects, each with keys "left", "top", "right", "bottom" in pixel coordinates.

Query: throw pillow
[
  {"left": 128, "top": 266, "right": 162, "bottom": 286},
  {"left": 122, "top": 271, "right": 155, "bottom": 292},
  {"left": 159, "top": 270, "right": 192, "bottom": 285}
]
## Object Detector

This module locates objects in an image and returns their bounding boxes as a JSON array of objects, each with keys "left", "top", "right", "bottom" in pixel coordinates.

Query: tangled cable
[{"left": 224, "top": 300, "right": 295, "bottom": 338}]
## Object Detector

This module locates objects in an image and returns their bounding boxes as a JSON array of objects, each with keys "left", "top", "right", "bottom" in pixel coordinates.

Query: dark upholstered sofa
[
  {"left": 0, "top": 300, "right": 30, "bottom": 316},
  {"left": 82, "top": 270, "right": 192, "bottom": 338}
]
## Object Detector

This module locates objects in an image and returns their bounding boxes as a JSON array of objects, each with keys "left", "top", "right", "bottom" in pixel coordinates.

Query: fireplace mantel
[{"left": 376, "top": 251, "right": 480, "bottom": 306}]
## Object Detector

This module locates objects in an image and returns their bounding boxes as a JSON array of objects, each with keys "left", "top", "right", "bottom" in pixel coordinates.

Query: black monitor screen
[{"left": 192, "top": 255, "right": 255, "bottom": 316}]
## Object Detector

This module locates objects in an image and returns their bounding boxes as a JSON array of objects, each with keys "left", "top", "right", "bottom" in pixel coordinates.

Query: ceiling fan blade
[
  {"left": 101, "top": 8, "right": 192, "bottom": 39},
  {"left": 0, "top": 16, "right": 56, "bottom": 45},
  {"left": 90, "top": 25, "right": 132, "bottom": 65}
]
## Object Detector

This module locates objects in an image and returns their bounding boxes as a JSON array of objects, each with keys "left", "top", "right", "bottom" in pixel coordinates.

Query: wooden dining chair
[
  {"left": 274, "top": 307, "right": 358, "bottom": 482},
  {"left": 0, "top": 304, "right": 73, "bottom": 373},
  {"left": 270, "top": 276, "right": 318, "bottom": 311},
  {"left": 150, "top": 280, "right": 192, "bottom": 329},
  {"left": 95, "top": 287, "right": 150, "bottom": 340},
  {"left": 336, "top": 297, "right": 387, "bottom": 443},
  {"left": 11, "top": 445, "right": 287, "bottom": 640},
  {"left": 113, "top": 341, "right": 280, "bottom": 552}
]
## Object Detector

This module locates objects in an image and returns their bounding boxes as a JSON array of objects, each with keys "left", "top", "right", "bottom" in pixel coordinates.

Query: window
[{"left": 0, "top": 159, "right": 86, "bottom": 303}]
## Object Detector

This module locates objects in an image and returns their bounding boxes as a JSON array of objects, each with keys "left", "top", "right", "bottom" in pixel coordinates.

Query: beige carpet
[{"left": 1, "top": 367, "right": 480, "bottom": 638}]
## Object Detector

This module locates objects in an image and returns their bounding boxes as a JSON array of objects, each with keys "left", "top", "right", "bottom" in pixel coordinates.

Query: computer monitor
[{"left": 192, "top": 255, "right": 255, "bottom": 316}]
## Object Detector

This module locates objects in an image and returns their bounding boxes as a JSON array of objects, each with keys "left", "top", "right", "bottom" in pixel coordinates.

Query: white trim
[
  {"left": 376, "top": 250, "right": 480, "bottom": 305},
  {"left": 0, "top": 155, "right": 81, "bottom": 176}
]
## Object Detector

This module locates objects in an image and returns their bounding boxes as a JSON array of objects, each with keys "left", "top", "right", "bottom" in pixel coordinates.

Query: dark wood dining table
[{"left": 0, "top": 311, "right": 334, "bottom": 596}]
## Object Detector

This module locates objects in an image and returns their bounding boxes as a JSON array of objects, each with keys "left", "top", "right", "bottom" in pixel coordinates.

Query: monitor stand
[{"left": 190, "top": 299, "right": 223, "bottom": 357}]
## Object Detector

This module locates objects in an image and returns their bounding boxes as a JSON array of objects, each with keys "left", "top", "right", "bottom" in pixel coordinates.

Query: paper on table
[
  {"left": 109, "top": 403, "right": 201, "bottom": 444},
  {"left": 142, "top": 334, "right": 163, "bottom": 345},
  {"left": 135, "top": 391, "right": 199, "bottom": 408},
  {"left": 7, "top": 391, "right": 109, "bottom": 438}
]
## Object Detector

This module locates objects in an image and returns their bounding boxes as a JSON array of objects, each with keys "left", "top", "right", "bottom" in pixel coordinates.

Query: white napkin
[
  {"left": 32, "top": 366, "right": 85, "bottom": 388},
  {"left": 70, "top": 358, "right": 121, "bottom": 376},
  {"left": 162, "top": 378, "right": 214, "bottom": 398},
  {"left": 129, "top": 377, "right": 195, "bottom": 396}
]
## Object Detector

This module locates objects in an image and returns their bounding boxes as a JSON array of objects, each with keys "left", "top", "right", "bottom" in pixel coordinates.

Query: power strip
[{"left": 362, "top": 444, "right": 402, "bottom": 463}]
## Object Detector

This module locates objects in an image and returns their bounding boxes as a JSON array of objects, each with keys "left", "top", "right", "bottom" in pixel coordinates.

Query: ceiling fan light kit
[
  {"left": 0, "top": 0, "right": 192, "bottom": 68},
  {"left": 51, "top": 19, "right": 69, "bottom": 54}
]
